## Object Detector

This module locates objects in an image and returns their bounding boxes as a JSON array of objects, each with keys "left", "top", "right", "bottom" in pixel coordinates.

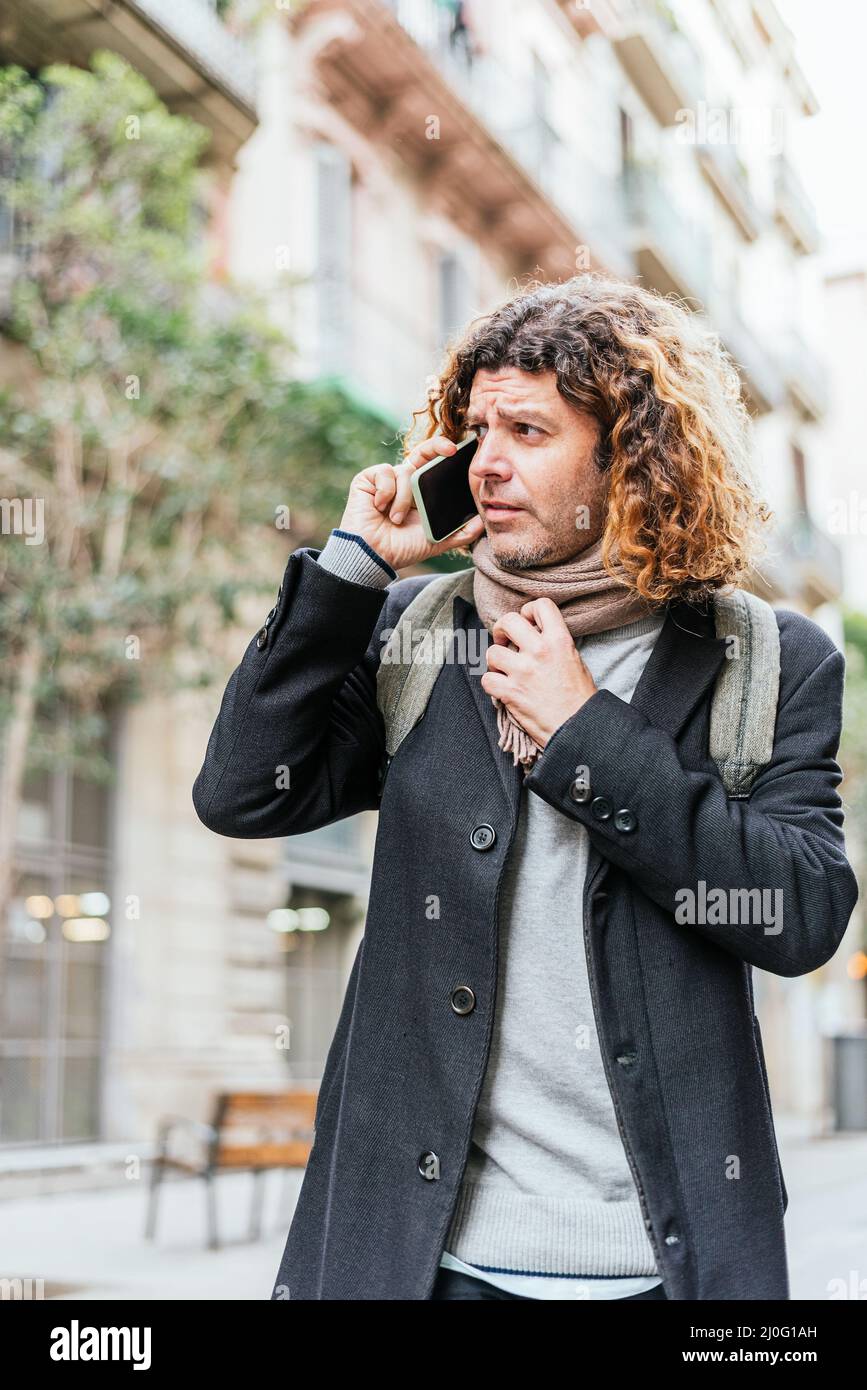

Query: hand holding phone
[{"left": 337, "top": 433, "right": 484, "bottom": 571}]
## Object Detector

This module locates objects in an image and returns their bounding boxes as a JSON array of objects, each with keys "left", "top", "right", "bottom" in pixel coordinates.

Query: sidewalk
[
  {"left": 776, "top": 1128, "right": 867, "bottom": 1299},
  {"left": 0, "top": 1165, "right": 304, "bottom": 1300},
  {"left": 1, "top": 1129, "right": 865, "bottom": 1300}
]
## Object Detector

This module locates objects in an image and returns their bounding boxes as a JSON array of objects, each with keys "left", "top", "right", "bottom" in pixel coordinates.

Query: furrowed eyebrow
[{"left": 465, "top": 407, "right": 556, "bottom": 429}]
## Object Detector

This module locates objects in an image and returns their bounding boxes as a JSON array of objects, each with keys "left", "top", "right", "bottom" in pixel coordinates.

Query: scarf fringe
[{"left": 495, "top": 698, "right": 542, "bottom": 770}]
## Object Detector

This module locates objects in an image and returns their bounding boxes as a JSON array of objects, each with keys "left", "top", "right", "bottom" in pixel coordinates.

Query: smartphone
[{"left": 409, "top": 432, "right": 480, "bottom": 544}]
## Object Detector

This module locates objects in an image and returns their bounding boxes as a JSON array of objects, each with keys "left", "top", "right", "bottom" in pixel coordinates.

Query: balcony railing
[
  {"left": 773, "top": 514, "right": 843, "bottom": 607},
  {"left": 382, "top": 2, "right": 544, "bottom": 156},
  {"left": 491, "top": 120, "right": 630, "bottom": 273},
  {"left": 381, "top": 0, "right": 474, "bottom": 80},
  {"left": 3, "top": 1, "right": 258, "bottom": 165},
  {"left": 718, "top": 307, "right": 785, "bottom": 416},
  {"left": 622, "top": 161, "right": 711, "bottom": 305},
  {"left": 609, "top": 0, "right": 704, "bottom": 126},
  {"left": 380, "top": 0, "right": 633, "bottom": 272},
  {"left": 128, "top": 0, "right": 258, "bottom": 110},
  {"left": 696, "top": 140, "right": 761, "bottom": 242},
  {"left": 774, "top": 154, "right": 819, "bottom": 256},
  {"left": 778, "top": 327, "right": 829, "bottom": 421}
]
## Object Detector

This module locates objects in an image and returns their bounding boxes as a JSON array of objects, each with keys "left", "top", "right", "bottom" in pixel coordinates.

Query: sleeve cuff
[
  {"left": 523, "top": 688, "right": 652, "bottom": 834},
  {"left": 316, "top": 529, "right": 397, "bottom": 587}
]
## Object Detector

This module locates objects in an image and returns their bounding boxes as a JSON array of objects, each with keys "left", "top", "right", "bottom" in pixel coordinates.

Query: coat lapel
[{"left": 453, "top": 593, "right": 526, "bottom": 816}]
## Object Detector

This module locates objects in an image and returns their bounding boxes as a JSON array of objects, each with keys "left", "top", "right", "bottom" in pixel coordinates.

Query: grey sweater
[{"left": 316, "top": 530, "right": 665, "bottom": 1298}]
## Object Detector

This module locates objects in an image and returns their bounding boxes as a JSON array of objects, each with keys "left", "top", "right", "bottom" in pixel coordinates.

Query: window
[
  {"left": 314, "top": 141, "right": 353, "bottom": 376},
  {"left": 530, "top": 53, "right": 559, "bottom": 178},
  {"left": 0, "top": 712, "right": 114, "bottom": 1145},
  {"left": 277, "top": 887, "right": 365, "bottom": 1085},
  {"left": 438, "top": 248, "right": 471, "bottom": 349}
]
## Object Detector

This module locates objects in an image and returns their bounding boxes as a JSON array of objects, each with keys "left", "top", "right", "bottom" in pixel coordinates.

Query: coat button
[
  {"left": 569, "top": 778, "right": 592, "bottom": 803},
  {"left": 469, "top": 823, "right": 496, "bottom": 850},
  {"left": 616, "top": 1050, "right": 638, "bottom": 1068},
  {"left": 591, "top": 796, "right": 612, "bottom": 821},
  {"left": 450, "top": 985, "right": 476, "bottom": 1015},
  {"left": 256, "top": 626, "right": 269, "bottom": 650},
  {"left": 614, "top": 808, "right": 637, "bottom": 833},
  {"left": 418, "top": 1151, "right": 440, "bottom": 1180},
  {"left": 665, "top": 1233, "right": 681, "bottom": 1246}
]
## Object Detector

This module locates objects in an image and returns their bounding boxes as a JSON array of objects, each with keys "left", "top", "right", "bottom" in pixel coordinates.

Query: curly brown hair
[{"left": 403, "top": 273, "right": 772, "bottom": 605}]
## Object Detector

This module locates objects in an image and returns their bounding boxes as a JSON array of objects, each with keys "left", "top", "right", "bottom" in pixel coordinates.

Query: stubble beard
[{"left": 488, "top": 521, "right": 595, "bottom": 572}]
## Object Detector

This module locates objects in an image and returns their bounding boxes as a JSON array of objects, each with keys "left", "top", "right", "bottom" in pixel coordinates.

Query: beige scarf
[{"left": 470, "top": 531, "right": 661, "bottom": 770}]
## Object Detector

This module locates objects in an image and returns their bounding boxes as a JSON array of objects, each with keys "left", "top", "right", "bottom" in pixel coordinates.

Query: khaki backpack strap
[
  {"left": 376, "top": 568, "right": 475, "bottom": 757},
  {"left": 710, "top": 589, "right": 781, "bottom": 799}
]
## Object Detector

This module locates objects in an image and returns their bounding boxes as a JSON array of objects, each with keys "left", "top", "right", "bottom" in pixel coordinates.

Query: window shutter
[
  {"left": 438, "top": 248, "right": 471, "bottom": 347},
  {"left": 314, "top": 142, "right": 353, "bottom": 375}
]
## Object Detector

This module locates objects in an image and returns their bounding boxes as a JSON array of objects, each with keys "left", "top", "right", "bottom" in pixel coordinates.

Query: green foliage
[
  {"left": 0, "top": 53, "right": 402, "bottom": 777},
  {"left": 843, "top": 608, "right": 867, "bottom": 668}
]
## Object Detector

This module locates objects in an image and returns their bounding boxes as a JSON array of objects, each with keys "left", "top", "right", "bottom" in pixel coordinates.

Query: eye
[{"left": 514, "top": 422, "right": 542, "bottom": 437}]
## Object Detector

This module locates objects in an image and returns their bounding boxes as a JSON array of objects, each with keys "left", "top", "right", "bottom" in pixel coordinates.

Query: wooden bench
[{"left": 145, "top": 1090, "right": 317, "bottom": 1249}]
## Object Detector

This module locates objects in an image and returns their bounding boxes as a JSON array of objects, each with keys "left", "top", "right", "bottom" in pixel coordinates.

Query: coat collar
[{"left": 451, "top": 591, "right": 729, "bottom": 816}]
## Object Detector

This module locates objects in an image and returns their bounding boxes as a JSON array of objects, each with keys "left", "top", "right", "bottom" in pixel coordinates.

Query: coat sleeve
[
  {"left": 191, "top": 546, "right": 414, "bottom": 839},
  {"left": 524, "top": 625, "right": 860, "bottom": 978}
]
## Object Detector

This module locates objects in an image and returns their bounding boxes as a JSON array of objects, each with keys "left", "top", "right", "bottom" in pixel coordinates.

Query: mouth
[{"left": 482, "top": 501, "right": 525, "bottom": 520}]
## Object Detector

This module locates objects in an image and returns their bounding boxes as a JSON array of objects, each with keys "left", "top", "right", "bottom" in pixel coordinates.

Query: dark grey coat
[{"left": 192, "top": 545, "right": 859, "bottom": 1300}]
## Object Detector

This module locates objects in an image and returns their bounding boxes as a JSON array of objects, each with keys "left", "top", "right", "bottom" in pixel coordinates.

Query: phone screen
[{"left": 415, "top": 433, "right": 479, "bottom": 542}]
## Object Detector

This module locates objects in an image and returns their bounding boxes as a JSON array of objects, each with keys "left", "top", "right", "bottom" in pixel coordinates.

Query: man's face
[{"left": 465, "top": 367, "right": 608, "bottom": 570}]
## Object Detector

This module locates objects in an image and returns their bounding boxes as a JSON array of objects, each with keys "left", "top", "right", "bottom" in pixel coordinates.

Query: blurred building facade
[
  {"left": 0, "top": 0, "right": 860, "bottom": 1165},
  {"left": 823, "top": 258, "right": 867, "bottom": 605}
]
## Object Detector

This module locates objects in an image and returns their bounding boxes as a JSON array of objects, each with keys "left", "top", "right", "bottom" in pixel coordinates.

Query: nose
[{"left": 468, "top": 430, "right": 513, "bottom": 488}]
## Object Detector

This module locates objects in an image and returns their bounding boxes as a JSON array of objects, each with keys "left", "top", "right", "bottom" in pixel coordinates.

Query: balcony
[
  {"left": 282, "top": 819, "right": 373, "bottom": 898},
  {"left": 0, "top": 0, "right": 258, "bottom": 167},
  {"left": 706, "top": 0, "right": 752, "bottom": 67},
  {"left": 381, "top": 0, "right": 472, "bottom": 83},
  {"left": 764, "top": 514, "right": 843, "bottom": 609},
  {"left": 778, "top": 328, "right": 829, "bottom": 422},
  {"left": 290, "top": 0, "right": 629, "bottom": 279},
  {"left": 696, "top": 141, "right": 761, "bottom": 242},
  {"left": 621, "top": 162, "right": 710, "bottom": 307},
  {"left": 503, "top": 125, "right": 634, "bottom": 279},
  {"left": 608, "top": 0, "right": 704, "bottom": 127},
  {"left": 774, "top": 155, "right": 820, "bottom": 256},
  {"left": 556, "top": 0, "right": 611, "bottom": 39},
  {"left": 717, "top": 309, "right": 785, "bottom": 417}
]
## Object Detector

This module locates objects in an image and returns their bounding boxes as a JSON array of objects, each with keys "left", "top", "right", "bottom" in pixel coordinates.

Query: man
[{"left": 192, "top": 274, "right": 858, "bottom": 1300}]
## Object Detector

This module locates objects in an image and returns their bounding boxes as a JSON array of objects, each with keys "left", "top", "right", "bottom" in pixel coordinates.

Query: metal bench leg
[
  {"left": 145, "top": 1159, "right": 164, "bottom": 1240},
  {"left": 205, "top": 1171, "right": 219, "bottom": 1250},
  {"left": 249, "top": 1169, "right": 266, "bottom": 1242}
]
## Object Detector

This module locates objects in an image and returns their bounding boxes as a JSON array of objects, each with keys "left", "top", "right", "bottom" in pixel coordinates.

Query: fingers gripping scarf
[{"left": 470, "top": 531, "right": 660, "bottom": 770}]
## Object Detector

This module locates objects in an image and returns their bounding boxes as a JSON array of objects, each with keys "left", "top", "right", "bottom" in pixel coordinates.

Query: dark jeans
[{"left": 432, "top": 1268, "right": 668, "bottom": 1301}]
